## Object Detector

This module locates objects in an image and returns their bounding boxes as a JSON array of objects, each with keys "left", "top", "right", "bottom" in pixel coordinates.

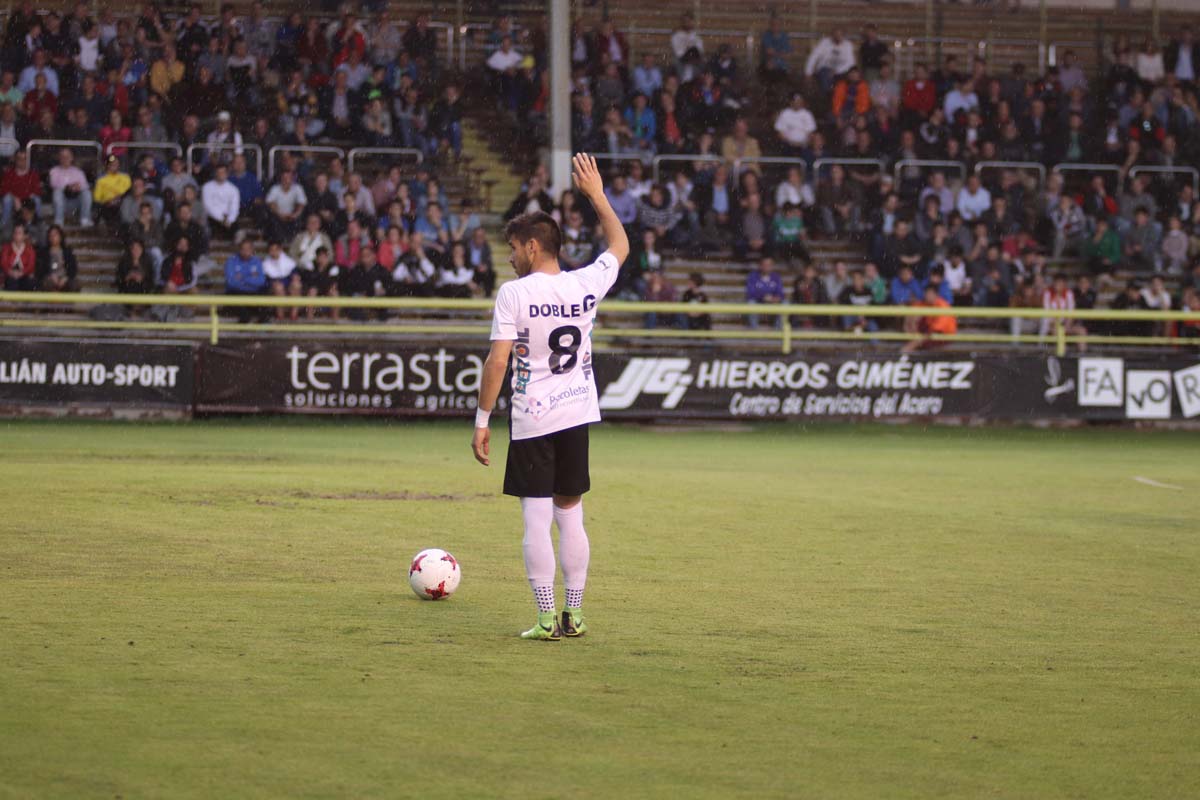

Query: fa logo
[{"left": 1077, "top": 358, "right": 1123, "bottom": 407}]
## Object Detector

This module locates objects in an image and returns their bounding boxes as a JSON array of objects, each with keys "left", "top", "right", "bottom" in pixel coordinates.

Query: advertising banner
[
  {"left": 196, "top": 342, "right": 508, "bottom": 416},
  {"left": 194, "top": 342, "right": 1200, "bottom": 423},
  {"left": 0, "top": 338, "right": 193, "bottom": 410}
]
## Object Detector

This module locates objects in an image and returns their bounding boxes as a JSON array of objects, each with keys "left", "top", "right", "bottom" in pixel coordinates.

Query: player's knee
[{"left": 553, "top": 494, "right": 581, "bottom": 509}]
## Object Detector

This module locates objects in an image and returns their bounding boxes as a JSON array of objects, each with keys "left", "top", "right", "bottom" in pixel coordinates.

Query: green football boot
[
  {"left": 520, "top": 611, "right": 562, "bottom": 641},
  {"left": 561, "top": 608, "right": 588, "bottom": 638}
]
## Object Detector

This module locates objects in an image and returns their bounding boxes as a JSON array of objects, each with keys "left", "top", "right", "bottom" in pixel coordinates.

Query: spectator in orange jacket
[
  {"left": 831, "top": 66, "right": 872, "bottom": 124},
  {"left": 903, "top": 284, "right": 957, "bottom": 352}
]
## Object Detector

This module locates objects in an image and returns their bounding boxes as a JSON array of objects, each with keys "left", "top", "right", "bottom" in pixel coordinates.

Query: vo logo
[{"left": 1125, "top": 370, "right": 1172, "bottom": 419}]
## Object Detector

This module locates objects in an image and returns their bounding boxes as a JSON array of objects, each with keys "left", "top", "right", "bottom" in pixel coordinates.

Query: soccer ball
[{"left": 408, "top": 548, "right": 461, "bottom": 600}]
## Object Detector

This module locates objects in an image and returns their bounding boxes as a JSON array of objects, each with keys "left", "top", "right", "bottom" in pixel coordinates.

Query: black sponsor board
[
  {"left": 196, "top": 342, "right": 508, "bottom": 416},
  {"left": 188, "top": 342, "right": 1200, "bottom": 422},
  {"left": 0, "top": 338, "right": 193, "bottom": 409},
  {"left": 594, "top": 353, "right": 1200, "bottom": 421}
]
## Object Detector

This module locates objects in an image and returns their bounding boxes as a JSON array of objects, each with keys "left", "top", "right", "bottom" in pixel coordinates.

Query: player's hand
[
  {"left": 471, "top": 426, "right": 491, "bottom": 466},
  {"left": 572, "top": 153, "right": 604, "bottom": 202}
]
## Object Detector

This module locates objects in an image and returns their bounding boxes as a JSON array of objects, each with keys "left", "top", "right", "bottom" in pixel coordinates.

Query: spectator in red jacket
[
  {"left": 19, "top": 72, "right": 55, "bottom": 121},
  {"left": 1, "top": 223, "right": 37, "bottom": 290},
  {"left": 0, "top": 151, "right": 41, "bottom": 230},
  {"left": 902, "top": 63, "right": 937, "bottom": 123}
]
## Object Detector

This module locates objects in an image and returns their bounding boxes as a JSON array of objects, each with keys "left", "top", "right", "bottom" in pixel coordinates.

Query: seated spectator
[
  {"left": 119, "top": 177, "right": 162, "bottom": 232},
  {"left": 0, "top": 227, "right": 33, "bottom": 291},
  {"left": 48, "top": 148, "right": 91, "bottom": 227},
  {"left": 1109, "top": 279, "right": 1152, "bottom": 337},
  {"left": 228, "top": 154, "right": 264, "bottom": 227},
  {"left": 31, "top": 223, "right": 76, "bottom": 293},
  {"left": 391, "top": 231, "right": 437, "bottom": 297},
  {"left": 624, "top": 92, "right": 657, "bottom": 160},
  {"left": 1050, "top": 194, "right": 1088, "bottom": 258},
  {"left": 721, "top": 118, "right": 761, "bottom": 174},
  {"left": 560, "top": 208, "right": 593, "bottom": 271},
  {"left": 831, "top": 66, "right": 871, "bottom": 126},
  {"left": 291, "top": 214, "right": 333, "bottom": 273},
  {"left": 262, "top": 240, "right": 300, "bottom": 322},
  {"left": 202, "top": 164, "right": 240, "bottom": 241},
  {"left": 20, "top": 72, "right": 55, "bottom": 122},
  {"left": 504, "top": 173, "right": 554, "bottom": 222},
  {"left": 786, "top": 263, "right": 829, "bottom": 329},
  {"left": 266, "top": 169, "right": 307, "bottom": 244},
  {"left": 821, "top": 259, "right": 849, "bottom": 301},
  {"left": 1123, "top": 208, "right": 1161, "bottom": 271},
  {"left": 633, "top": 229, "right": 664, "bottom": 281},
  {"left": 745, "top": 256, "right": 784, "bottom": 329},
  {"left": 224, "top": 237, "right": 267, "bottom": 322},
  {"left": 942, "top": 246, "right": 973, "bottom": 306},
  {"left": 682, "top": 272, "right": 711, "bottom": 330},
  {"left": 642, "top": 271, "right": 681, "bottom": 330},
  {"left": 955, "top": 174, "right": 991, "bottom": 222},
  {"left": 339, "top": 244, "right": 389, "bottom": 320},
  {"left": 638, "top": 185, "right": 682, "bottom": 246},
  {"left": 301, "top": 246, "right": 340, "bottom": 320},
  {"left": 774, "top": 166, "right": 814, "bottom": 211},
  {"left": 1, "top": 151, "right": 40, "bottom": 231},
  {"left": 1161, "top": 216, "right": 1189, "bottom": 274},
  {"left": 890, "top": 263, "right": 923, "bottom": 308},
  {"left": 604, "top": 173, "right": 639, "bottom": 233},
  {"left": 760, "top": 17, "right": 792, "bottom": 82},
  {"left": 735, "top": 192, "right": 768, "bottom": 260},
  {"left": 881, "top": 219, "right": 922, "bottom": 280},
  {"left": 160, "top": 235, "right": 198, "bottom": 295},
  {"left": 127, "top": 201, "right": 165, "bottom": 271},
  {"left": 1083, "top": 217, "right": 1122, "bottom": 276},
  {"left": 437, "top": 241, "right": 474, "bottom": 298},
  {"left": 115, "top": 239, "right": 154, "bottom": 295},
  {"left": 165, "top": 202, "right": 209, "bottom": 264},
  {"left": 1140, "top": 275, "right": 1172, "bottom": 336},
  {"left": 98, "top": 109, "right": 131, "bottom": 162},
  {"left": 817, "top": 164, "right": 861, "bottom": 237},
  {"left": 980, "top": 266, "right": 1012, "bottom": 308},
  {"left": 839, "top": 268, "right": 877, "bottom": 333},
  {"left": 1040, "top": 273, "right": 1087, "bottom": 348},
  {"left": 804, "top": 28, "right": 854, "bottom": 94},
  {"left": 415, "top": 201, "right": 452, "bottom": 254},
  {"left": 772, "top": 202, "right": 810, "bottom": 264},
  {"left": 775, "top": 92, "right": 816, "bottom": 154},
  {"left": 1075, "top": 276, "right": 1097, "bottom": 310},
  {"left": 903, "top": 284, "right": 957, "bottom": 352},
  {"left": 467, "top": 227, "right": 495, "bottom": 297}
]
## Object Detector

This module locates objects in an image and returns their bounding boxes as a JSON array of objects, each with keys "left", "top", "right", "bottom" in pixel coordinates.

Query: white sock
[
  {"left": 555, "top": 501, "right": 589, "bottom": 609},
  {"left": 521, "top": 497, "right": 556, "bottom": 612}
]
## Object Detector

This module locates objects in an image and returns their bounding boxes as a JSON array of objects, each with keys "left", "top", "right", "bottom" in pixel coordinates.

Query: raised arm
[{"left": 572, "top": 153, "right": 629, "bottom": 266}]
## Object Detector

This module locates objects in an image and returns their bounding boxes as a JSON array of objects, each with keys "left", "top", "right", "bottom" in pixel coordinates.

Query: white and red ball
[{"left": 408, "top": 548, "right": 461, "bottom": 600}]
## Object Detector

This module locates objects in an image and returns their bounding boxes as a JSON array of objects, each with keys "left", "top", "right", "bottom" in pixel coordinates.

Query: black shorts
[{"left": 503, "top": 423, "right": 591, "bottom": 498}]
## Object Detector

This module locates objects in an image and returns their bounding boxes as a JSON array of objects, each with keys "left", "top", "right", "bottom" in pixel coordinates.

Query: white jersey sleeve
[
  {"left": 574, "top": 251, "right": 622, "bottom": 299},
  {"left": 490, "top": 282, "right": 520, "bottom": 341}
]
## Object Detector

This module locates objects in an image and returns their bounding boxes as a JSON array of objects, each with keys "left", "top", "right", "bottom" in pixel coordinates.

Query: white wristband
[{"left": 475, "top": 408, "right": 491, "bottom": 428}]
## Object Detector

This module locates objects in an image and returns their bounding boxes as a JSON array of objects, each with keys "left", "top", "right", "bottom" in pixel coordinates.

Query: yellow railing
[{"left": 1, "top": 291, "right": 1197, "bottom": 356}]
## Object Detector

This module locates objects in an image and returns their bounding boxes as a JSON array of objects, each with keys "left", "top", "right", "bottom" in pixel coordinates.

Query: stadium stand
[{"left": 0, "top": 1, "right": 1199, "bottom": 344}]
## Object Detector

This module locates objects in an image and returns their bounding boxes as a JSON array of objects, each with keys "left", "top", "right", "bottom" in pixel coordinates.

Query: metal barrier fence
[
  {"left": 974, "top": 160, "right": 1047, "bottom": 191},
  {"left": 26, "top": 139, "right": 103, "bottom": 177},
  {"left": 0, "top": 292, "right": 1195, "bottom": 357},
  {"left": 108, "top": 141, "right": 183, "bottom": 162},
  {"left": 268, "top": 145, "right": 345, "bottom": 181},
  {"left": 346, "top": 147, "right": 425, "bottom": 174},
  {"left": 894, "top": 159, "right": 968, "bottom": 186},
  {"left": 186, "top": 143, "right": 264, "bottom": 179},
  {"left": 1129, "top": 165, "right": 1200, "bottom": 196}
]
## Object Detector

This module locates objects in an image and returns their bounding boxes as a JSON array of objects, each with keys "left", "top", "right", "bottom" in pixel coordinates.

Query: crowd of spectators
[
  {"left": 0, "top": 1, "right": 495, "bottom": 311},
  {"left": 535, "top": 11, "right": 1200, "bottom": 337}
]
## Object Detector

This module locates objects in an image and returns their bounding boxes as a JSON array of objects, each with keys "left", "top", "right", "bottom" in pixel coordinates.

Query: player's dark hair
[{"left": 505, "top": 211, "right": 561, "bottom": 258}]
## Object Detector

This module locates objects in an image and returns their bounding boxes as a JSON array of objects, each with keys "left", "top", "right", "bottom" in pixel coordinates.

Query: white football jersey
[{"left": 490, "top": 252, "right": 620, "bottom": 440}]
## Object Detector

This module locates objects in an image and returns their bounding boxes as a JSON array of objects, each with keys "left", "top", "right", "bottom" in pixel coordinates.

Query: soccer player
[{"left": 472, "top": 154, "right": 630, "bottom": 641}]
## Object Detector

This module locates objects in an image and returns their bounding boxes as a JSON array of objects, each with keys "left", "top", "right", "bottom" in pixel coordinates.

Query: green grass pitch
[{"left": 1, "top": 419, "right": 1198, "bottom": 799}]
